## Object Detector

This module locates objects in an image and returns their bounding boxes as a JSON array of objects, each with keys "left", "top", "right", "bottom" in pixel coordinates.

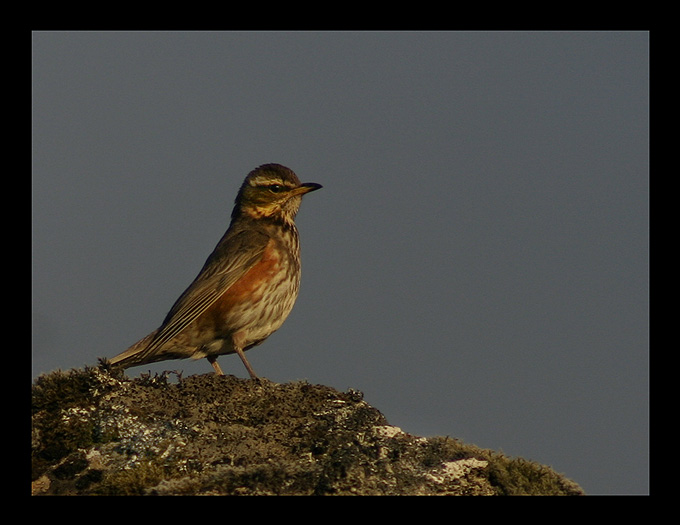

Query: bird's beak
[{"left": 293, "top": 182, "right": 323, "bottom": 195}]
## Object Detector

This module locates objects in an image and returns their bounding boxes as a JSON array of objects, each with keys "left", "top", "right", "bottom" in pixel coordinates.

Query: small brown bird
[{"left": 108, "top": 163, "right": 321, "bottom": 378}]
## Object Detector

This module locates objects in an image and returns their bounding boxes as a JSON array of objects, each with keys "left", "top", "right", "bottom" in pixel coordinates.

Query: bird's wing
[{"left": 134, "top": 229, "right": 271, "bottom": 360}]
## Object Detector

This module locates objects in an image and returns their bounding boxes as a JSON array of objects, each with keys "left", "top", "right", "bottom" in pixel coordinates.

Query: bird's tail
[{"left": 108, "top": 329, "right": 160, "bottom": 369}]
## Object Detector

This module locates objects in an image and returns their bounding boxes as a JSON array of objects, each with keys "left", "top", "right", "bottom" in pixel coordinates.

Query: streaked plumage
[{"left": 108, "top": 163, "right": 321, "bottom": 378}]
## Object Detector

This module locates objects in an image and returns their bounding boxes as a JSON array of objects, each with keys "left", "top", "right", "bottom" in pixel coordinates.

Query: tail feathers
[{"left": 109, "top": 329, "right": 160, "bottom": 368}]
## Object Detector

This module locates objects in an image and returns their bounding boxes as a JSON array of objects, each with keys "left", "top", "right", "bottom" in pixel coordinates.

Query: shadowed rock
[{"left": 31, "top": 366, "right": 584, "bottom": 495}]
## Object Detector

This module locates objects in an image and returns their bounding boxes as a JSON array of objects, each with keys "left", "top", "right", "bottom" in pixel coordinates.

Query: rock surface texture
[{"left": 31, "top": 367, "right": 584, "bottom": 495}]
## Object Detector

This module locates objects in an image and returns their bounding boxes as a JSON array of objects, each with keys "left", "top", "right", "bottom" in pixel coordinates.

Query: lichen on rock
[{"left": 31, "top": 366, "right": 584, "bottom": 496}]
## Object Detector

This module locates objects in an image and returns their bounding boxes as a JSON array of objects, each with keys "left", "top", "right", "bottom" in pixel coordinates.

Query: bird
[{"left": 107, "top": 163, "right": 322, "bottom": 379}]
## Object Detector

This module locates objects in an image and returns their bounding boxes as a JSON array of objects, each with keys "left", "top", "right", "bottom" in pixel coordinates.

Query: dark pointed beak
[{"left": 295, "top": 182, "right": 323, "bottom": 195}]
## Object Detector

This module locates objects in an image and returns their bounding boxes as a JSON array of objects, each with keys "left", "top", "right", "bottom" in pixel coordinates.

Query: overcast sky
[{"left": 32, "top": 31, "right": 649, "bottom": 495}]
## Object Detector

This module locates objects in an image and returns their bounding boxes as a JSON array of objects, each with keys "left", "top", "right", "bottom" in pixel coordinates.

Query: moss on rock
[{"left": 31, "top": 366, "right": 583, "bottom": 496}]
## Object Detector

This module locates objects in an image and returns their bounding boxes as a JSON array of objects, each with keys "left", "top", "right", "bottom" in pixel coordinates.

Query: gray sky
[{"left": 32, "top": 31, "right": 649, "bottom": 495}]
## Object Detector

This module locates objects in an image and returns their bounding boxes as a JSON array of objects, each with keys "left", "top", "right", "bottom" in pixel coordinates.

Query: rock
[{"left": 31, "top": 366, "right": 584, "bottom": 495}]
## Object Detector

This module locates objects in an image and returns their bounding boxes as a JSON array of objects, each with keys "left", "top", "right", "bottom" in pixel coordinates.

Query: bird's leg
[
  {"left": 208, "top": 355, "right": 225, "bottom": 375},
  {"left": 231, "top": 332, "right": 259, "bottom": 380},
  {"left": 235, "top": 346, "right": 258, "bottom": 380}
]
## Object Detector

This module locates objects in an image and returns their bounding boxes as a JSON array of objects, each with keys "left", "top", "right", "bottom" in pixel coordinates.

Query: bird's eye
[{"left": 268, "top": 184, "right": 284, "bottom": 193}]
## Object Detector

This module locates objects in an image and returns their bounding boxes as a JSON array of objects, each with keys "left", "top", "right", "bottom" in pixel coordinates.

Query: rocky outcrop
[{"left": 31, "top": 366, "right": 584, "bottom": 495}]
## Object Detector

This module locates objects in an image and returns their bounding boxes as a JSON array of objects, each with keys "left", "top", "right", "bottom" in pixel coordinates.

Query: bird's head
[{"left": 232, "top": 164, "right": 322, "bottom": 222}]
